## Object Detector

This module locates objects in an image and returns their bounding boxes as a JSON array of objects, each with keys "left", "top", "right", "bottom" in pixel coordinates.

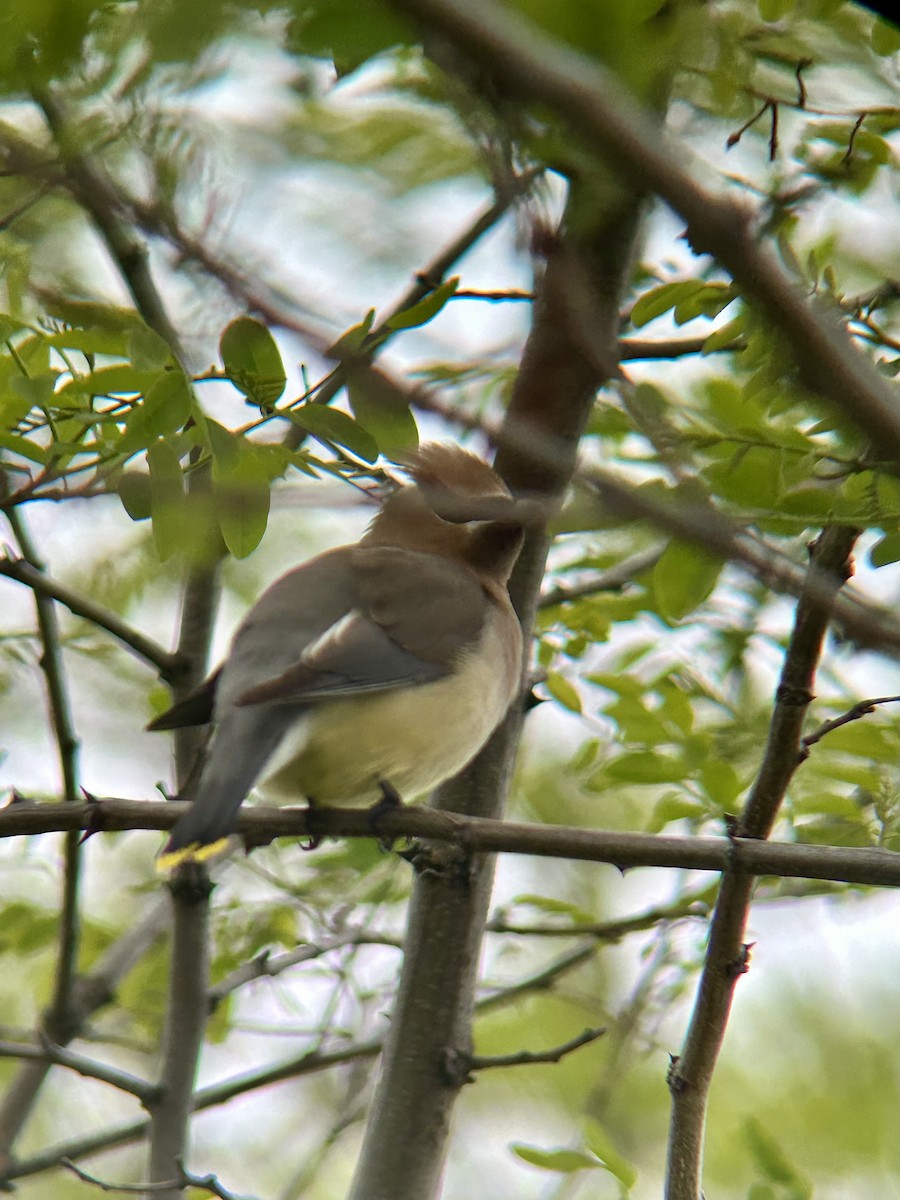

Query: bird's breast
[{"left": 256, "top": 602, "right": 522, "bottom": 806}]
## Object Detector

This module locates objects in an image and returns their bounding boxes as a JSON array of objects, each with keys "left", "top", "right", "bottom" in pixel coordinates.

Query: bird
[{"left": 151, "top": 443, "right": 526, "bottom": 869}]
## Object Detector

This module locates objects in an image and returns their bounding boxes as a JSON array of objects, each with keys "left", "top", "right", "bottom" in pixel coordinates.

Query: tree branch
[
  {"left": 387, "top": 0, "right": 900, "bottom": 458},
  {"left": 665, "top": 525, "right": 859, "bottom": 1200},
  {"left": 147, "top": 537, "right": 222, "bottom": 1199},
  {"left": 0, "top": 555, "right": 182, "bottom": 679},
  {"left": 346, "top": 76, "right": 660, "bottom": 1198},
  {"left": 0, "top": 1040, "right": 158, "bottom": 1105},
  {"left": 4, "top": 1037, "right": 385, "bottom": 1186},
  {"left": 208, "top": 931, "right": 402, "bottom": 1012},
  {"left": 62, "top": 1157, "right": 258, "bottom": 1200},
  {"left": 464, "top": 1026, "right": 606, "bottom": 1073},
  {"left": 0, "top": 507, "right": 84, "bottom": 1168},
  {"left": 2, "top": 797, "right": 899, "bottom": 887},
  {"left": 34, "top": 89, "right": 183, "bottom": 355},
  {"left": 0, "top": 896, "right": 169, "bottom": 1178},
  {"left": 800, "top": 694, "right": 900, "bottom": 755},
  {"left": 538, "top": 546, "right": 662, "bottom": 608}
]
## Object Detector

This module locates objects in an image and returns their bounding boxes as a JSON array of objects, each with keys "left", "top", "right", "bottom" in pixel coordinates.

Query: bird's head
[{"left": 363, "top": 443, "right": 526, "bottom": 584}]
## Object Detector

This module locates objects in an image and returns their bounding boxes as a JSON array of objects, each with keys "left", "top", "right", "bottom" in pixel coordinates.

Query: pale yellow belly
[{"left": 256, "top": 616, "right": 520, "bottom": 805}]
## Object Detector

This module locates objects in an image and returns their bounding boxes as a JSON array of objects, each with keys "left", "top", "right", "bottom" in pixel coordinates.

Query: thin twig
[
  {"left": 487, "top": 888, "right": 714, "bottom": 939},
  {"left": 800, "top": 694, "right": 900, "bottom": 755},
  {"left": 3, "top": 1037, "right": 386, "bottom": 1184},
  {"left": 466, "top": 1026, "right": 605, "bottom": 1071},
  {"left": 0, "top": 555, "right": 182, "bottom": 678},
  {"left": 0, "top": 1040, "right": 158, "bottom": 1105},
  {"left": 61, "top": 1157, "right": 258, "bottom": 1200},
  {"left": 208, "top": 931, "right": 402, "bottom": 1011},
  {"left": 619, "top": 334, "right": 743, "bottom": 359},
  {"left": 538, "top": 546, "right": 662, "bottom": 607},
  {"left": 386, "top": 0, "right": 900, "bottom": 456},
  {"left": 34, "top": 89, "right": 183, "bottom": 355}
]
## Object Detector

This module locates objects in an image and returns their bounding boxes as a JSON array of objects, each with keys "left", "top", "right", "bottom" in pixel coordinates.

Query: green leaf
[
  {"left": 0, "top": 314, "right": 22, "bottom": 341},
  {"left": 147, "top": 440, "right": 186, "bottom": 562},
  {"left": 653, "top": 540, "right": 722, "bottom": 621},
  {"left": 58, "top": 365, "right": 156, "bottom": 397},
  {"left": 204, "top": 417, "right": 240, "bottom": 469},
  {"left": 699, "top": 759, "right": 744, "bottom": 806},
  {"left": 128, "top": 326, "right": 173, "bottom": 370},
  {"left": 583, "top": 1118, "right": 639, "bottom": 1189},
  {"left": 702, "top": 313, "right": 746, "bottom": 354},
  {"left": 743, "top": 1119, "right": 811, "bottom": 1196},
  {"left": 604, "top": 753, "right": 691, "bottom": 784},
  {"left": 511, "top": 1145, "right": 603, "bottom": 1173},
  {"left": 512, "top": 894, "right": 598, "bottom": 924},
  {"left": 673, "top": 283, "right": 735, "bottom": 325},
  {"left": 630, "top": 281, "right": 704, "bottom": 328},
  {"left": 118, "top": 471, "right": 153, "bottom": 521},
  {"left": 704, "top": 446, "right": 783, "bottom": 510},
  {"left": 387, "top": 277, "right": 459, "bottom": 330},
  {"left": 290, "top": 404, "right": 379, "bottom": 463},
  {"left": 291, "top": 0, "right": 413, "bottom": 74},
  {"left": 869, "top": 532, "right": 900, "bottom": 567},
  {"left": 647, "top": 793, "right": 707, "bottom": 832},
  {"left": 121, "top": 371, "right": 193, "bottom": 451},
  {"left": 0, "top": 901, "right": 59, "bottom": 955},
  {"left": 0, "top": 433, "right": 48, "bottom": 464},
  {"left": 329, "top": 309, "right": 376, "bottom": 358},
  {"left": 210, "top": 435, "right": 271, "bottom": 558},
  {"left": 220, "top": 317, "right": 286, "bottom": 409},
  {"left": 45, "top": 328, "right": 129, "bottom": 356},
  {"left": 545, "top": 671, "right": 583, "bottom": 714},
  {"left": 347, "top": 373, "right": 419, "bottom": 456},
  {"left": 8, "top": 371, "right": 58, "bottom": 409}
]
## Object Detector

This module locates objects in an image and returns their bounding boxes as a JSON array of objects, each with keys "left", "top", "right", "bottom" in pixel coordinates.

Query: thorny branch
[
  {"left": 1, "top": 796, "right": 899, "bottom": 887},
  {"left": 665, "top": 525, "right": 859, "bottom": 1200}
]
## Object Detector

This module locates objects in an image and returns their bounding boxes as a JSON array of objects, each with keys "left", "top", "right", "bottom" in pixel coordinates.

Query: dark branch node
[
  {"left": 725, "top": 943, "right": 755, "bottom": 981},
  {"left": 440, "top": 1047, "right": 475, "bottom": 1089}
]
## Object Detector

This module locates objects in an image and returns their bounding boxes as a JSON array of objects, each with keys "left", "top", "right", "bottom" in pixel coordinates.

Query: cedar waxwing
[{"left": 152, "top": 444, "right": 525, "bottom": 869}]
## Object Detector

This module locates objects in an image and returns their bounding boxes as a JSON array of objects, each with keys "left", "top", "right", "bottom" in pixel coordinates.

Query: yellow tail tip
[{"left": 156, "top": 837, "right": 231, "bottom": 873}]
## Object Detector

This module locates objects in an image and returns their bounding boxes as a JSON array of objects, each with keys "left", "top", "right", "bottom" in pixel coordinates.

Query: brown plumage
[{"left": 153, "top": 444, "right": 525, "bottom": 868}]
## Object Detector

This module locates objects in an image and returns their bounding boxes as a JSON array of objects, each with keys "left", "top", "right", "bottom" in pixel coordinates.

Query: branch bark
[
  {"left": 665, "top": 525, "right": 859, "bottom": 1200},
  {"left": 2, "top": 797, "right": 899, "bottom": 887},
  {"left": 0, "top": 508, "right": 84, "bottom": 1169},
  {"left": 345, "top": 6, "right": 677, "bottom": 1188}
]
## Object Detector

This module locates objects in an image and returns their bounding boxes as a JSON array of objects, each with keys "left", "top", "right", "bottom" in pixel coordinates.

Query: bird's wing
[
  {"left": 230, "top": 545, "right": 487, "bottom": 708},
  {"left": 157, "top": 546, "right": 490, "bottom": 865},
  {"left": 146, "top": 668, "right": 221, "bottom": 731}
]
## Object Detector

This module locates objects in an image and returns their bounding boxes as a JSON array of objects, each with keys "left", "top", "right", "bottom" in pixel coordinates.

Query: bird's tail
[{"left": 157, "top": 711, "right": 285, "bottom": 871}]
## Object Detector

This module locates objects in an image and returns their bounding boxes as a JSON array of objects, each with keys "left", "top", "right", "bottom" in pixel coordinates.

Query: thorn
[
  {"left": 726, "top": 942, "right": 754, "bottom": 979},
  {"left": 78, "top": 791, "right": 104, "bottom": 844}
]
